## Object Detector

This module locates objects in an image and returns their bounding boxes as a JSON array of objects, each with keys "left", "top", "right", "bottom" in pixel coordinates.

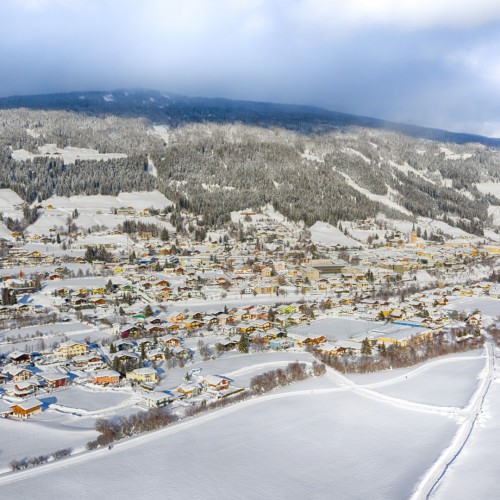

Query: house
[
  {"left": 8, "top": 351, "right": 30, "bottom": 364},
  {"left": 141, "top": 391, "right": 175, "bottom": 408},
  {"left": 288, "top": 333, "right": 326, "bottom": 347},
  {"left": 5, "top": 379, "right": 40, "bottom": 398},
  {"left": 176, "top": 382, "right": 203, "bottom": 398},
  {"left": 172, "top": 345, "right": 191, "bottom": 359},
  {"left": 158, "top": 334, "right": 181, "bottom": 347},
  {"left": 269, "top": 338, "right": 294, "bottom": 350},
  {"left": 126, "top": 367, "right": 158, "bottom": 384},
  {"left": 120, "top": 324, "right": 142, "bottom": 338},
  {"left": 55, "top": 341, "right": 88, "bottom": 358},
  {"left": 72, "top": 353, "right": 105, "bottom": 370},
  {"left": 11, "top": 398, "right": 43, "bottom": 418},
  {"left": 4, "top": 366, "right": 33, "bottom": 381},
  {"left": 42, "top": 373, "right": 70, "bottom": 389},
  {"left": 91, "top": 369, "right": 121, "bottom": 385},
  {"left": 201, "top": 375, "right": 230, "bottom": 391},
  {"left": 217, "top": 338, "right": 238, "bottom": 351}
]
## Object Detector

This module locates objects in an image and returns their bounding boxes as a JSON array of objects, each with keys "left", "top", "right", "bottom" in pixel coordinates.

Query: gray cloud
[{"left": 1, "top": 0, "right": 500, "bottom": 136}]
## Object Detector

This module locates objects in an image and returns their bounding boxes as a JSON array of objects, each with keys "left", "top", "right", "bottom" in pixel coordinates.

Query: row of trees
[
  {"left": 10, "top": 448, "right": 72, "bottom": 471},
  {"left": 313, "top": 332, "right": 484, "bottom": 374},
  {"left": 249, "top": 361, "right": 326, "bottom": 394},
  {"left": 88, "top": 410, "right": 179, "bottom": 449}
]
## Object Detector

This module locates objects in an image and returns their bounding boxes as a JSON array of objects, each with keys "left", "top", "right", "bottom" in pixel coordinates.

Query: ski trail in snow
[
  {"left": 359, "top": 353, "right": 486, "bottom": 390},
  {"left": 325, "top": 369, "right": 462, "bottom": 417},
  {"left": 410, "top": 341, "right": 494, "bottom": 500},
  {"left": 0, "top": 353, "right": 483, "bottom": 487},
  {"left": 147, "top": 155, "right": 158, "bottom": 178}
]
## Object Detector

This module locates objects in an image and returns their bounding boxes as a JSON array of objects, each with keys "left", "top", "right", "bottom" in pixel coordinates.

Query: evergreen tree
[
  {"left": 380, "top": 343, "right": 387, "bottom": 357},
  {"left": 361, "top": 337, "right": 372, "bottom": 355},
  {"left": 160, "top": 228, "right": 169, "bottom": 242},
  {"left": 238, "top": 333, "right": 249, "bottom": 353}
]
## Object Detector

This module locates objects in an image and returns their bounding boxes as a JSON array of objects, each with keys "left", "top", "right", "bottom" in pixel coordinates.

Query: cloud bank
[{"left": 2, "top": 0, "right": 500, "bottom": 135}]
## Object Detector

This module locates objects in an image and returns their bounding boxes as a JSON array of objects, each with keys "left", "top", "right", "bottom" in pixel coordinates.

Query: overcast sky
[{"left": 2, "top": 0, "right": 500, "bottom": 136}]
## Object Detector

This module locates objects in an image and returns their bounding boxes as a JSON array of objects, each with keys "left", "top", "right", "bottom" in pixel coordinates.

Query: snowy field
[
  {"left": 444, "top": 297, "right": 500, "bottom": 319},
  {"left": 28, "top": 191, "right": 174, "bottom": 235},
  {"left": 289, "top": 317, "right": 378, "bottom": 342},
  {"left": 157, "top": 350, "right": 317, "bottom": 390},
  {"left": 309, "top": 221, "right": 362, "bottom": 248},
  {"left": 49, "top": 386, "right": 136, "bottom": 414},
  {"left": 369, "top": 356, "right": 485, "bottom": 407},
  {"left": 11, "top": 144, "right": 127, "bottom": 164},
  {"left": 0, "top": 344, "right": 494, "bottom": 498},
  {"left": 0, "top": 322, "right": 108, "bottom": 355},
  {"left": 0, "top": 386, "right": 458, "bottom": 499},
  {"left": 476, "top": 182, "right": 500, "bottom": 197},
  {"left": 0, "top": 418, "right": 97, "bottom": 473},
  {"left": 432, "top": 374, "right": 500, "bottom": 499}
]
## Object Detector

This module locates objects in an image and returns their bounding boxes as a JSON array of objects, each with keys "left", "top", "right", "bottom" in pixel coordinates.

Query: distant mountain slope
[
  {"left": 0, "top": 89, "right": 500, "bottom": 236},
  {"left": 1, "top": 89, "right": 499, "bottom": 147}
]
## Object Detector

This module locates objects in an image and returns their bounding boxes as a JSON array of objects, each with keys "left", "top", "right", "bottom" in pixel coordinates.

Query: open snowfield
[
  {"left": 476, "top": 182, "right": 500, "bottom": 197},
  {"left": 28, "top": 191, "right": 174, "bottom": 235},
  {"left": 11, "top": 144, "right": 127, "bottom": 164},
  {"left": 432, "top": 368, "right": 500, "bottom": 499},
  {"left": 0, "top": 417, "right": 96, "bottom": 473},
  {"left": 289, "top": 317, "right": 378, "bottom": 342},
  {"left": 488, "top": 205, "right": 500, "bottom": 227},
  {"left": 369, "top": 355, "right": 485, "bottom": 407},
  {"left": 157, "top": 350, "right": 319, "bottom": 390},
  {"left": 0, "top": 343, "right": 495, "bottom": 498},
  {"left": 0, "top": 322, "right": 108, "bottom": 355},
  {"left": 309, "top": 221, "right": 362, "bottom": 247},
  {"left": 0, "top": 385, "right": 457, "bottom": 499},
  {"left": 444, "top": 296, "right": 500, "bottom": 319},
  {"left": 50, "top": 386, "right": 137, "bottom": 414}
]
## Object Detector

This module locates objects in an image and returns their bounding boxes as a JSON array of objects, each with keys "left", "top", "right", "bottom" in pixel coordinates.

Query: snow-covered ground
[
  {"left": 11, "top": 144, "right": 127, "bottom": 164},
  {"left": 0, "top": 379, "right": 458, "bottom": 499},
  {"left": 476, "top": 182, "right": 500, "bottom": 197},
  {"left": 444, "top": 297, "right": 500, "bottom": 320},
  {"left": 0, "top": 344, "right": 495, "bottom": 498},
  {"left": 309, "top": 221, "right": 363, "bottom": 247},
  {"left": 289, "top": 317, "right": 376, "bottom": 342},
  {"left": 433, "top": 369, "right": 500, "bottom": 499},
  {"left": 28, "top": 191, "right": 174, "bottom": 235}
]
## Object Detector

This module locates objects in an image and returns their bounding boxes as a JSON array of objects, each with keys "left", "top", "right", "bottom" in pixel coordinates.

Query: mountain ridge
[{"left": 1, "top": 88, "right": 499, "bottom": 147}]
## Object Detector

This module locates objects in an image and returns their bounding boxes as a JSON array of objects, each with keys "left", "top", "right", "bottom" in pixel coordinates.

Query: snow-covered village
[
  {"left": 0, "top": 182, "right": 498, "bottom": 497},
  {"left": 3, "top": 2, "right": 500, "bottom": 498}
]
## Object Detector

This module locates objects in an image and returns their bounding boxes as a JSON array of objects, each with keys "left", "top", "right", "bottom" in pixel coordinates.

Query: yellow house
[
  {"left": 301, "top": 266, "right": 320, "bottom": 282},
  {"left": 126, "top": 367, "right": 158, "bottom": 384},
  {"left": 376, "top": 329, "right": 433, "bottom": 348},
  {"left": 55, "top": 341, "right": 88, "bottom": 358}
]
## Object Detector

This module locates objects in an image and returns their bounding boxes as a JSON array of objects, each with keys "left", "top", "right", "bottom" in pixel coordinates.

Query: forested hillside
[{"left": 1, "top": 89, "right": 499, "bottom": 235}]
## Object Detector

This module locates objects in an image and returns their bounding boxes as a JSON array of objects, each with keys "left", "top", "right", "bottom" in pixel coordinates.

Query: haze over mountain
[{"left": 2, "top": 1, "right": 500, "bottom": 136}]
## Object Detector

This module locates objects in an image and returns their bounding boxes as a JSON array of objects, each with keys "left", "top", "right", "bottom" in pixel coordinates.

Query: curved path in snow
[
  {"left": 0, "top": 349, "right": 486, "bottom": 488},
  {"left": 410, "top": 341, "right": 494, "bottom": 500}
]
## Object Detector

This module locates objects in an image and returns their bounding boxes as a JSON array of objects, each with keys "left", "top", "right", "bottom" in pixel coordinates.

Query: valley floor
[{"left": 0, "top": 346, "right": 494, "bottom": 500}]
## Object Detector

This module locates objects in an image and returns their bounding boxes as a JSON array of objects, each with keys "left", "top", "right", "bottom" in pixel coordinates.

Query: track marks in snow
[
  {"left": 0, "top": 350, "right": 487, "bottom": 490},
  {"left": 411, "top": 342, "right": 494, "bottom": 499}
]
